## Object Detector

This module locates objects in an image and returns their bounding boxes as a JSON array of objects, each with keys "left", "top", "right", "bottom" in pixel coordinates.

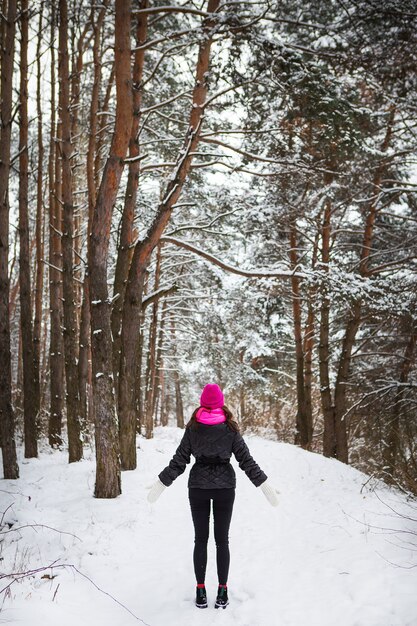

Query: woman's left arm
[
  {"left": 232, "top": 432, "right": 268, "bottom": 487},
  {"left": 232, "top": 432, "right": 279, "bottom": 506}
]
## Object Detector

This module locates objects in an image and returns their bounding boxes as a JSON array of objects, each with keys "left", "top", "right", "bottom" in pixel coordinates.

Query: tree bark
[
  {"left": 48, "top": 1, "right": 64, "bottom": 447},
  {"left": 79, "top": 2, "right": 108, "bottom": 434},
  {"left": 88, "top": 0, "right": 133, "bottom": 498},
  {"left": 58, "top": 0, "right": 83, "bottom": 462},
  {"left": 111, "top": 0, "right": 148, "bottom": 385},
  {"left": 0, "top": 0, "right": 19, "bottom": 478},
  {"left": 94, "top": 62, "right": 115, "bottom": 187},
  {"left": 118, "top": 0, "right": 220, "bottom": 468},
  {"left": 69, "top": 18, "right": 90, "bottom": 319},
  {"left": 33, "top": 1, "right": 44, "bottom": 417},
  {"left": 19, "top": 0, "right": 40, "bottom": 458}
]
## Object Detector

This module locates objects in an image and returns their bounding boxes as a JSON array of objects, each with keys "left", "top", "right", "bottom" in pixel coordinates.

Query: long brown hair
[{"left": 186, "top": 405, "right": 240, "bottom": 432}]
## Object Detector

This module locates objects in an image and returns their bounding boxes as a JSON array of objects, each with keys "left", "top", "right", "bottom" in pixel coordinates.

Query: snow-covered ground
[{"left": 1, "top": 426, "right": 417, "bottom": 626}]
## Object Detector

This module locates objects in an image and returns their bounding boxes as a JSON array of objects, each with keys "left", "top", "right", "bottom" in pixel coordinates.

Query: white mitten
[
  {"left": 259, "top": 479, "right": 280, "bottom": 507},
  {"left": 147, "top": 478, "right": 166, "bottom": 503}
]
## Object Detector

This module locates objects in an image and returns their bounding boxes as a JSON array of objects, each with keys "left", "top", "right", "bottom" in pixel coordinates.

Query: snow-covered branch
[{"left": 160, "top": 236, "right": 306, "bottom": 279}]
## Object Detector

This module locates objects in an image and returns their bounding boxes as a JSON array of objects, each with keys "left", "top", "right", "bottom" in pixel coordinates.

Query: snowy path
[{"left": 1, "top": 426, "right": 417, "bottom": 626}]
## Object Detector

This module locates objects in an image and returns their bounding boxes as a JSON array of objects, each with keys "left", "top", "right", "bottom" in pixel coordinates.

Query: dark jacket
[{"left": 158, "top": 423, "right": 267, "bottom": 489}]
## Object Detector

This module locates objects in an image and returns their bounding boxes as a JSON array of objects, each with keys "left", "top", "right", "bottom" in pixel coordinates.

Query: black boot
[
  {"left": 195, "top": 585, "right": 207, "bottom": 609},
  {"left": 215, "top": 585, "right": 229, "bottom": 609}
]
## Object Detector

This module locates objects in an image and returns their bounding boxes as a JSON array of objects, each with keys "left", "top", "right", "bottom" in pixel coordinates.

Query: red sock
[
  {"left": 197, "top": 583, "right": 205, "bottom": 589},
  {"left": 219, "top": 583, "right": 227, "bottom": 588}
]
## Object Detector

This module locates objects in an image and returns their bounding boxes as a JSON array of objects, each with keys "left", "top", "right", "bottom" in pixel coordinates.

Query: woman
[{"left": 147, "top": 383, "right": 279, "bottom": 610}]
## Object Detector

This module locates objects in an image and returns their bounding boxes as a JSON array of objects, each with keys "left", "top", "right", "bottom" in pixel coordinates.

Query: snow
[{"left": 1, "top": 427, "right": 416, "bottom": 626}]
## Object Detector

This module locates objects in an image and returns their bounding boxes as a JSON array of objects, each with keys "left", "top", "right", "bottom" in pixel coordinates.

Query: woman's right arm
[{"left": 158, "top": 428, "right": 192, "bottom": 487}]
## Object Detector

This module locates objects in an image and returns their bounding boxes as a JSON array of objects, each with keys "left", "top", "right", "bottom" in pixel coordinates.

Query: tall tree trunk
[
  {"left": 33, "top": 1, "right": 44, "bottom": 416},
  {"left": 88, "top": 0, "right": 133, "bottom": 498},
  {"left": 118, "top": 0, "right": 220, "bottom": 468},
  {"left": 59, "top": 0, "right": 83, "bottom": 462},
  {"left": 0, "top": 0, "right": 19, "bottom": 478},
  {"left": 19, "top": 0, "right": 39, "bottom": 458},
  {"left": 79, "top": 2, "right": 108, "bottom": 433},
  {"left": 112, "top": 0, "right": 148, "bottom": 385},
  {"left": 70, "top": 17, "right": 89, "bottom": 319},
  {"left": 48, "top": 1, "right": 64, "bottom": 447}
]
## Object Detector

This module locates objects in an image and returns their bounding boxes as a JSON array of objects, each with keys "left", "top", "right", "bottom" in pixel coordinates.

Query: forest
[{"left": 0, "top": 0, "right": 416, "bottom": 499}]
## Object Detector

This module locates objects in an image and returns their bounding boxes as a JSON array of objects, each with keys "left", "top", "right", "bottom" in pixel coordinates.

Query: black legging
[{"left": 188, "top": 487, "right": 235, "bottom": 585}]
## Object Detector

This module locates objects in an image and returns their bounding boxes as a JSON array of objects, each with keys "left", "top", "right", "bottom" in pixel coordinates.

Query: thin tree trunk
[
  {"left": 175, "top": 374, "right": 184, "bottom": 429},
  {"left": 59, "top": 0, "right": 83, "bottom": 462},
  {"left": 160, "top": 372, "right": 168, "bottom": 427},
  {"left": 78, "top": 280, "right": 90, "bottom": 431},
  {"left": 19, "top": 0, "right": 39, "bottom": 458},
  {"left": 289, "top": 220, "right": 311, "bottom": 449},
  {"left": 143, "top": 244, "right": 162, "bottom": 441},
  {"left": 333, "top": 304, "right": 360, "bottom": 463},
  {"left": 48, "top": 1, "right": 64, "bottom": 447},
  {"left": 135, "top": 273, "right": 148, "bottom": 433},
  {"left": 319, "top": 197, "right": 337, "bottom": 458},
  {"left": 15, "top": 329, "right": 23, "bottom": 416},
  {"left": 383, "top": 320, "right": 417, "bottom": 479},
  {"left": 118, "top": 0, "right": 220, "bottom": 468},
  {"left": 88, "top": 0, "right": 133, "bottom": 498},
  {"left": 153, "top": 298, "right": 167, "bottom": 421},
  {"left": 40, "top": 296, "right": 49, "bottom": 407},
  {"left": 302, "top": 230, "right": 318, "bottom": 448},
  {"left": 170, "top": 314, "right": 184, "bottom": 430},
  {"left": 0, "top": 0, "right": 19, "bottom": 478}
]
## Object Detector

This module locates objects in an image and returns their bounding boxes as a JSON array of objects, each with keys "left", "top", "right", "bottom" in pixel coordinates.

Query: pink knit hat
[{"left": 200, "top": 384, "right": 224, "bottom": 409}]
